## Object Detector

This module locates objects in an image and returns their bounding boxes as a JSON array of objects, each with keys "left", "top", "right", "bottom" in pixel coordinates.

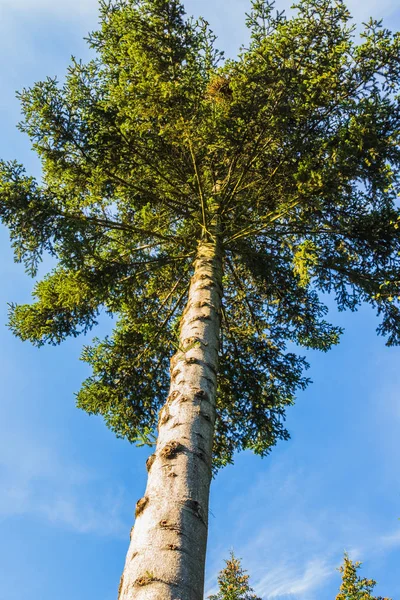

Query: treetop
[{"left": 1, "top": 0, "right": 400, "bottom": 467}]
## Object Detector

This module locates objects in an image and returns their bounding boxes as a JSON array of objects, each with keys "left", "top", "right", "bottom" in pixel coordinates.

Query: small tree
[
  {"left": 336, "top": 554, "right": 391, "bottom": 600},
  {"left": 209, "top": 553, "right": 261, "bottom": 600}
]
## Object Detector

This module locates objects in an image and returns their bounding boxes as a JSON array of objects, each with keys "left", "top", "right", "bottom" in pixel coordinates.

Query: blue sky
[{"left": 0, "top": 0, "right": 399, "bottom": 599}]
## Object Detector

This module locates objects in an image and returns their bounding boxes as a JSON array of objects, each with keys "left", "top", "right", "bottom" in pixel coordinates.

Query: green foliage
[
  {"left": 1, "top": 0, "right": 400, "bottom": 468},
  {"left": 336, "top": 553, "right": 391, "bottom": 600},
  {"left": 208, "top": 553, "right": 261, "bottom": 600},
  {"left": 293, "top": 240, "right": 319, "bottom": 288}
]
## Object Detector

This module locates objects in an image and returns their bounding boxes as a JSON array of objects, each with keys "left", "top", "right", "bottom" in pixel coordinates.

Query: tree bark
[{"left": 118, "top": 239, "right": 223, "bottom": 600}]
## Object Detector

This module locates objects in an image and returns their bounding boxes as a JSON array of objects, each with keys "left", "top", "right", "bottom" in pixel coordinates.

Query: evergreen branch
[
  {"left": 221, "top": 303, "right": 241, "bottom": 364},
  {"left": 119, "top": 253, "right": 195, "bottom": 281},
  {"left": 265, "top": 224, "right": 358, "bottom": 239},
  {"left": 219, "top": 68, "right": 289, "bottom": 214},
  {"left": 56, "top": 209, "right": 178, "bottom": 242},
  {"left": 119, "top": 133, "right": 196, "bottom": 208},
  {"left": 226, "top": 197, "right": 303, "bottom": 244},
  {"left": 53, "top": 124, "right": 193, "bottom": 215},
  {"left": 134, "top": 281, "right": 190, "bottom": 365},
  {"left": 221, "top": 133, "right": 275, "bottom": 215},
  {"left": 225, "top": 256, "right": 263, "bottom": 337},
  {"left": 188, "top": 136, "right": 209, "bottom": 238}
]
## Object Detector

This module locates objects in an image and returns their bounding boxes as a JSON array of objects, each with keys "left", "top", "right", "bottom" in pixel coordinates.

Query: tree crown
[{"left": 1, "top": 0, "right": 400, "bottom": 468}]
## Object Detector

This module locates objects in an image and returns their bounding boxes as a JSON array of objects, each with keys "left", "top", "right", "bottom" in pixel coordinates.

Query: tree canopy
[{"left": 1, "top": 0, "right": 400, "bottom": 469}]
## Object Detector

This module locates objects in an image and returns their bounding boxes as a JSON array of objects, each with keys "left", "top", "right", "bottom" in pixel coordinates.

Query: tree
[
  {"left": 208, "top": 553, "right": 261, "bottom": 600},
  {"left": 336, "top": 553, "right": 391, "bottom": 600},
  {"left": 1, "top": 0, "right": 400, "bottom": 597}
]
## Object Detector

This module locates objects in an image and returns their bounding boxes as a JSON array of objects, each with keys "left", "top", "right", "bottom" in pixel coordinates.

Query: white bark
[{"left": 118, "top": 240, "right": 223, "bottom": 600}]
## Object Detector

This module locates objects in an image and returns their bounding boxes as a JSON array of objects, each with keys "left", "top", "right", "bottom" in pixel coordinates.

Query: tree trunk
[{"left": 118, "top": 239, "right": 223, "bottom": 600}]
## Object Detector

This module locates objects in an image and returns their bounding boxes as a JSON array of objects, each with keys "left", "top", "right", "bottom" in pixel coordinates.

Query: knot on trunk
[
  {"left": 158, "top": 405, "right": 171, "bottom": 428},
  {"left": 188, "top": 314, "right": 212, "bottom": 324},
  {"left": 201, "top": 412, "right": 212, "bottom": 423},
  {"left": 198, "top": 283, "right": 217, "bottom": 291},
  {"left": 166, "top": 543, "right": 179, "bottom": 551},
  {"left": 135, "top": 496, "right": 149, "bottom": 517},
  {"left": 167, "top": 390, "right": 180, "bottom": 403},
  {"left": 118, "top": 574, "right": 124, "bottom": 599},
  {"left": 185, "top": 356, "right": 201, "bottom": 366},
  {"left": 169, "top": 353, "right": 181, "bottom": 371},
  {"left": 192, "top": 272, "right": 211, "bottom": 284},
  {"left": 184, "top": 499, "right": 206, "bottom": 524},
  {"left": 194, "top": 389, "right": 210, "bottom": 403},
  {"left": 135, "top": 572, "right": 156, "bottom": 587},
  {"left": 160, "top": 519, "right": 171, "bottom": 528},
  {"left": 146, "top": 453, "right": 156, "bottom": 472},
  {"left": 185, "top": 499, "right": 200, "bottom": 511},
  {"left": 160, "top": 441, "right": 184, "bottom": 459},
  {"left": 171, "top": 367, "right": 182, "bottom": 382},
  {"left": 182, "top": 336, "right": 203, "bottom": 350},
  {"left": 204, "top": 361, "right": 217, "bottom": 375},
  {"left": 195, "top": 450, "right": 205, "bottom": 462},
  {"left": 159, "top": 519, "right": 180, "bottom": 533},
  {"left": 193, "top": 300, "right": 213, "bottom": 310}
]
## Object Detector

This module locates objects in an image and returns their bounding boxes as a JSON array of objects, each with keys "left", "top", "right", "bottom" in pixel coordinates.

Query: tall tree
[
  {"left": 209, "top": 552, "right": 261, "bottom": 600},
  {"left": 1, "top": 0, "right": 400, "bottom": 598},
  {"left": 336, "top": 553, "right": 391, "bottom": 600}
]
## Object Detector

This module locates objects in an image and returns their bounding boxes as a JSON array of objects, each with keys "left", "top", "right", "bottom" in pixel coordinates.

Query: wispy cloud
[
  {"left": 257, "top": 557, "right": 334, "bottom": 599},
  {"left": 379, "top": 529, "right": 400, "bottom": 551},
  {"left": 0, "top": 432, "right": 129, "bottom": 537}
]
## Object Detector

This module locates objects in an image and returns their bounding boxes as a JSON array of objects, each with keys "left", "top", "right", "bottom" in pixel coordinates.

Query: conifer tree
[
  {"left": 336, "top": 554, "right": 391, "bottom": 600},
  {"left": 209, "top": 553, "right": 261, "bottom": 600},
  {"left": 1, "top": 0, "right": 400, "bottom": 598}
]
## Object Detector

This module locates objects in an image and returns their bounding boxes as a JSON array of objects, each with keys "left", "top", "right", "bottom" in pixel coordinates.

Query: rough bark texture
[{"left": 118, "top": 240, "right": 223, "bottom": 600}]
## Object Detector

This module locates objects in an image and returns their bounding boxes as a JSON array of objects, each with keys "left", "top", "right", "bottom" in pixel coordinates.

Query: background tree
[
  {"left": 1, "top": 0, "right": 400, "bottom": 598},
  {"left": 208, "top": 552, "right": 261, "bottom": 600},
  {"left": 336, "top": 553, "right": 392, "bottom": 600}
]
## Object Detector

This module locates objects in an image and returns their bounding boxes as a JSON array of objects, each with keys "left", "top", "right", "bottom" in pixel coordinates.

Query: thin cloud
[
  {"left": 0, "top": 433, "right": 129, "bottom": 537},
  {"left": 257, "top": 557, "right": 335, "bottom": 599},
  {"left": 379, "top": 529, "right": 400, "bottom": 551}
]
